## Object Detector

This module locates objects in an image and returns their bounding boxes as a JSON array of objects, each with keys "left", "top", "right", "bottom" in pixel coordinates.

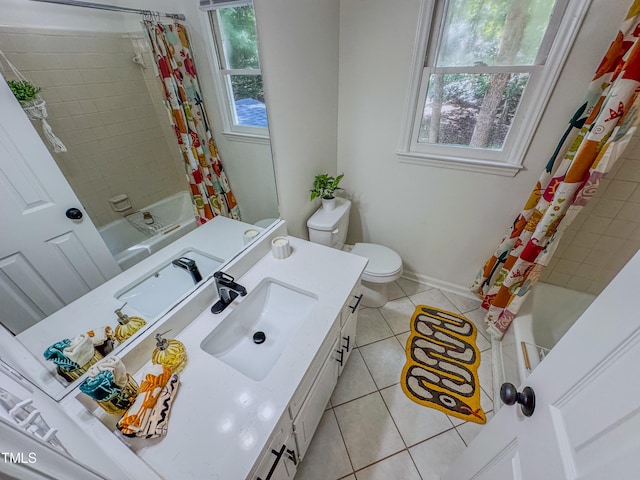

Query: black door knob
[
  {"left": 65, "top": 208, "right": 83, "bottom": 220},
  {"left": 500, "top": 382, "right": 536, "bottom": 417}
]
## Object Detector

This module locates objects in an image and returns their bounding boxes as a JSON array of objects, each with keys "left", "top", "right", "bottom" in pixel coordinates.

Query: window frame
[
  {"left": 206, "top": 3, "right": 270, "bottom": 143},
  {"left": 397, "top": 0, "right": 590, "bottom": 176}
]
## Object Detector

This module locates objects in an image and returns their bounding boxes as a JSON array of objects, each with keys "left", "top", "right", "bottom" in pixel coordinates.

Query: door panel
[
  {"left": 46, "top": 230, "right": 108, "bottom": 292},
  {"left": 472, "top": 445, "right": 520, "bottom": 480},
  {"left": 548, "top": 328, "right": 640, "bottom": 480},
  {"left": 0, "top": 253, "right": 64, "bottom": 334},
  {"left": 444, "top": 250, "right": 640, "bottom": 480},
  {"left": 0, "top": 76, "right": 120, "bottom": 334}
]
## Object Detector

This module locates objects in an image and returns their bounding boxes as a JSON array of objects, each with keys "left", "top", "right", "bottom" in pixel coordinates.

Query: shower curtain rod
[{"left": 29, "top": 0, "right": 186, "bottom": 21}]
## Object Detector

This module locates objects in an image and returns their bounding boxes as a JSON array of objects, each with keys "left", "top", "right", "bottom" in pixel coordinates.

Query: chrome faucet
[
  {"left": 171, "top": 257, "right": 202, "bottom": 284},
  {"left": 211, "top": 271, "right": 247, "bottom": 314}
]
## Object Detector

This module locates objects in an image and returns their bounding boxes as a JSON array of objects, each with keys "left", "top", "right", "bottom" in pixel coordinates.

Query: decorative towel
[
  {"left": 43, "top": 339, "right": 79, "bottom": 371},
  {"left": 63, "top": 333, "right": 95, "bottom": 367},
  {"left": 117, "top": 364, "right": 172, "bottom": 437},
  {"left": 80, "top": 360, "right": 139, "bottom": 415},
  {"left": 87, "top": 356, "right": 127, "bottom": 388},
  {"left": 79, "top": 371, "right": 120, "bottom": 402},
  {"left": 86, "top": 326, "right": 115, "bottom": 356},
  {"left": 137, "top": 374, "right": 180, "bottom": 439}
]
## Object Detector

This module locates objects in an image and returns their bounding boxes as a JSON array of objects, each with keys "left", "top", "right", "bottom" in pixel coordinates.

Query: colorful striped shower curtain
[
  {"left": 471, "top": 1, "right": 640, "bottom": 339},
  {"left": 143, "top": 21, "right": 240, "bottom": 224}
]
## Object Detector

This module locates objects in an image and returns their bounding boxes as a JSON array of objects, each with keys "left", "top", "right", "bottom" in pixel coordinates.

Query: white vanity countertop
[
  {"left": 18, "top": 216, "right": 261, "bottom": 395},
  {"left": 129, "top": 236, "right": 367, "bottom": 479}
]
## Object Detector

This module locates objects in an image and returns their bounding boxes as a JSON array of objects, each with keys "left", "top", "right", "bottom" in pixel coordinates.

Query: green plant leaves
[
  {"left": 7, "top": 80, "right": 41, "bottom": 104},
  {"left": 310, "top": 173, "right": 344, "bottom": 200}
]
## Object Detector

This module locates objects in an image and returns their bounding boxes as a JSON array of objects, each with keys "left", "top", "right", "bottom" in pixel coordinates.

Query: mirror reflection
[{"left": 0, "top": 0, "right": 278, "bottom": 397}]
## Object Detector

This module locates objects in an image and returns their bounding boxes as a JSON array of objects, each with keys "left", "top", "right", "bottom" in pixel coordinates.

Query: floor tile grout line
[
  {"left": 329, "top": 281, "right": 493, "bottom": 479},
  {"left": 395, "top": 279, "right": 432, "bottom": 298},
  {"left": 406, "top": 448, "right": 426, "bottom": 480},
  {"left": 405, "top": 423, "right": 460, "bottom": 449},
  {"left": 452, "top": 423, "right": 468, "bottom": 446},
  {"left": 378, "top": 383, "right": 410, "bottom": 451},
  {"left": 355, "top": 331, "right": 396, "bottom": 349},
  {"left": 330, "top": 383, "right": 398, "bottom": 409},
  {"left": 358, "top": 339, "right": 400, "bottom": 392},
  {"left": 348, "top": 447, "right": 412, "bottom": 478},
  {"left": 329, "top": 406, "right": 357, "bottom": 477},
  {"left": 440, "top": 289, "right": 482, "bottom": 315}
]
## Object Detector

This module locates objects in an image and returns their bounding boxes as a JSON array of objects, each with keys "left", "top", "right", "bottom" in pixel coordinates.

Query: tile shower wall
[
  {"left": 541, "top": 137, "right": 640, "bottom": 295},
  {"left": 0, "top": 27, "right": 186, "bottom": 227}
]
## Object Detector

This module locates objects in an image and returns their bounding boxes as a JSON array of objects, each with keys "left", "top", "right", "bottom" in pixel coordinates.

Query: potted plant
[
  {"left": 310, "top": 173, "right": 344, "bottom": 211},
  {"left": 6, "top": 78, "right": 66, "bottom": 152},
  {"left": 7, "top": 80, "right": 41, "bottom": 106}
]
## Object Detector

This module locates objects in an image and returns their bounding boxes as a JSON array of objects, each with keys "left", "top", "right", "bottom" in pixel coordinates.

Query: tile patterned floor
[{"left": 294, "top": 279, "right": 494, "bottom": 480}]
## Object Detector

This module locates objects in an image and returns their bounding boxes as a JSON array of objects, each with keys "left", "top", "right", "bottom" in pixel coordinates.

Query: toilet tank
[{"left": 307, "top": 198, "right": 351, "bottom": 249}]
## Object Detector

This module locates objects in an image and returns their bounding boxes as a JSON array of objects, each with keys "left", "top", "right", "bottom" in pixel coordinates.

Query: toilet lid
[{"left": 350, "top": 243, "right": 402, "bottom": 277}]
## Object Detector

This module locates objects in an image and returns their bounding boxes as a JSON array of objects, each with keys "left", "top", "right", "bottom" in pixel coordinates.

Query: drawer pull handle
[
  {"left": 336, "top": 348, "right": 344, "bottom": 366},
  {"left": 349, "top": 294, "right": 363, "bottom": 312},
  {"left": 343, "top": 336, "right": 351, "bottom": 352},
  {"left": 286, "top": 448, "right": 297, "bottom": 465},
  {"left": 257, "top": 444, "right": 286, "bottom": 480}
]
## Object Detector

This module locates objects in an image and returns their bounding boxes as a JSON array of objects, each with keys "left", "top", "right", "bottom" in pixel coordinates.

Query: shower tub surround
[
  {"left": 0, "top": 25, "right": 186, "bottom": 228},
  {"left": 495, "top": 282, "right": 595, "bottom": 394},
  {"left": 58, "top": 233, "right": 367, "bottom": 480},
  {"left": 98, "top": 191, "right": 197, "bottom": 270}
]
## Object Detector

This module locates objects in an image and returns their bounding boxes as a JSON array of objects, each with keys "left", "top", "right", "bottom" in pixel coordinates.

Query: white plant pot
[{"left": 321, "top": 197, "right": 336, "bottom": 211}]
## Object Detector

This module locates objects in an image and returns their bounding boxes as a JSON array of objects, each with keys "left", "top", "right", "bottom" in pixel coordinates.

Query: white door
[
  {"left": 0, "top": 77, "right": 120, "bottom": 334},
  {"left": 444, "top": 250, "right": 640, "bottom": 479}
]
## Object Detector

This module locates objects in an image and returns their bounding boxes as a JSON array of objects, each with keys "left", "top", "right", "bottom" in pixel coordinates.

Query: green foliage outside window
[
  {"left": 420, "top": 0, "right": 555, "bottom": 149},
  {"left": 219, "top": 6, "right": 264, "bottom": 102}
]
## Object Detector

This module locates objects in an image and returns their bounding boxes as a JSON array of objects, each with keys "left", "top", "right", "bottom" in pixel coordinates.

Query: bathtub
[
  {"left": 495, "top": 283, "right": 595, "bottom": 395},
  {"left": 98, "top": 191, "right": 197, "bottom": 270}
]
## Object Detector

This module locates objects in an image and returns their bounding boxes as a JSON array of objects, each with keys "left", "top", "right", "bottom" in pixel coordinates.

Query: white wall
[
  {"left": 336, "top": 0, "right": 631, "bottom": 292},
  {"left": 254, "top": 0, "right": 341, "bottom": 238}
]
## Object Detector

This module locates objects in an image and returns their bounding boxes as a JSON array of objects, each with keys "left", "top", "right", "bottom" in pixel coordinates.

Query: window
[
  {"left": 207, "top": 2, "right": 268, "bottom": 138},
  {"left": 398, "top": 0, "right": 588, "bottom": 176}
]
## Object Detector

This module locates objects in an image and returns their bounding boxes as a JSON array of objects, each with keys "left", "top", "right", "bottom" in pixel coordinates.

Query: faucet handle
[
  {"left": 172, "top": 257, "right": 196, "bottom": 269},
  {"left": 213, "top": 271, "right": 235, "bottom": 285}
]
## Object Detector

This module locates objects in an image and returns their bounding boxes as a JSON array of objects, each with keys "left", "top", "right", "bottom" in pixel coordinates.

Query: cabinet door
[
  {"left": 293, "top": 339, "right": 340, "bottom": 461},
  {"left": 253, "top": 422, "right": 297, "bottom": 480},
  {"left": 338, "top": 307, "right": 358, "bottom": 376}
]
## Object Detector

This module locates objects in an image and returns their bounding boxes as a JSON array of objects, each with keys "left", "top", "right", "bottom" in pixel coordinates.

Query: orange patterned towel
[
  {"left": 137, "top": 374, "right": 180, "bottom": 439},
  {"left": 117, "top": 364, "right": 172, "bottom": 437}
]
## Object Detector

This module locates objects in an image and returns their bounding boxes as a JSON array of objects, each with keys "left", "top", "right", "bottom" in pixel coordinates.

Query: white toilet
[{"left": 307, "top": 198, "right": 403, "bottom": 307}]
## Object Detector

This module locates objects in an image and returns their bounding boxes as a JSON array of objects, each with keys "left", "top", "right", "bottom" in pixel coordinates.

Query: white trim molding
[{"left": 397, "top": 0, "right": 592, "bottom": 176}]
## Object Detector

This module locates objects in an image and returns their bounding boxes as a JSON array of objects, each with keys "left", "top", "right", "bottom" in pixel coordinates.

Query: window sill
[
  {"left": 397, "top": 151, "right": 523, "bottom": 177},
  {"left": 221, "top": 131, "right": 271, "bottom": 145}
]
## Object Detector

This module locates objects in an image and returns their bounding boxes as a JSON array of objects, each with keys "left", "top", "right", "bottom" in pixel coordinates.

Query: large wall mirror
[{"left": 0, "top": 0, "right": 278, "bottom": 399}]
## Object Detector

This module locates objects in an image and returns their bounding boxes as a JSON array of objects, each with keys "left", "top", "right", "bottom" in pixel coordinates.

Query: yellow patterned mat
[{"left": 401, "top": 305, "right": 486, "bottom": 424}]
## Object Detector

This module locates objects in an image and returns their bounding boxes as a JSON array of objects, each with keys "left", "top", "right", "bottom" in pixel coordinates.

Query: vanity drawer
[
  {"left": 341, "top": 282, "right": 362, "bottom": 327},
  {"left": 288, "top": 318, "right": 340, "bottom": 420}
]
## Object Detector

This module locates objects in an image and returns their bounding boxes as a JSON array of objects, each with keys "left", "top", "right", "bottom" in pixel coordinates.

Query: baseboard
[{"left": 401, "top": 270, "right": 478, "bottom": 301}]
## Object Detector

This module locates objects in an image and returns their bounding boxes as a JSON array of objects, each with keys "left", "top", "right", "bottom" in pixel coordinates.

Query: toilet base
[{"left": 360, "top": 281, "right": 390, "bottom": 308}]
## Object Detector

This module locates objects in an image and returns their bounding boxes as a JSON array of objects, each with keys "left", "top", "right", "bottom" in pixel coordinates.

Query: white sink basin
[
  {"left": 116, "top": 250, "right": 223, "bottom": 318},
  {"left": 201, "top": 278, "right": 317, "bottom": 381}
]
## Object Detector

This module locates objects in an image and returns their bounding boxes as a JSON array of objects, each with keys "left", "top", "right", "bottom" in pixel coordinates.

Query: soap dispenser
[
  {"left": 114, "top": 303, "right": 147, "bottom": 343},
  {"left": 151, "top": 331, "right": 187, "bottom": 374}
]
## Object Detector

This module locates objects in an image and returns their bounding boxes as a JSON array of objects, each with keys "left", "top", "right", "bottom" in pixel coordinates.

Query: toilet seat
[{"left": 350, "top": 243, "right": 403, "bottom": 284}]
